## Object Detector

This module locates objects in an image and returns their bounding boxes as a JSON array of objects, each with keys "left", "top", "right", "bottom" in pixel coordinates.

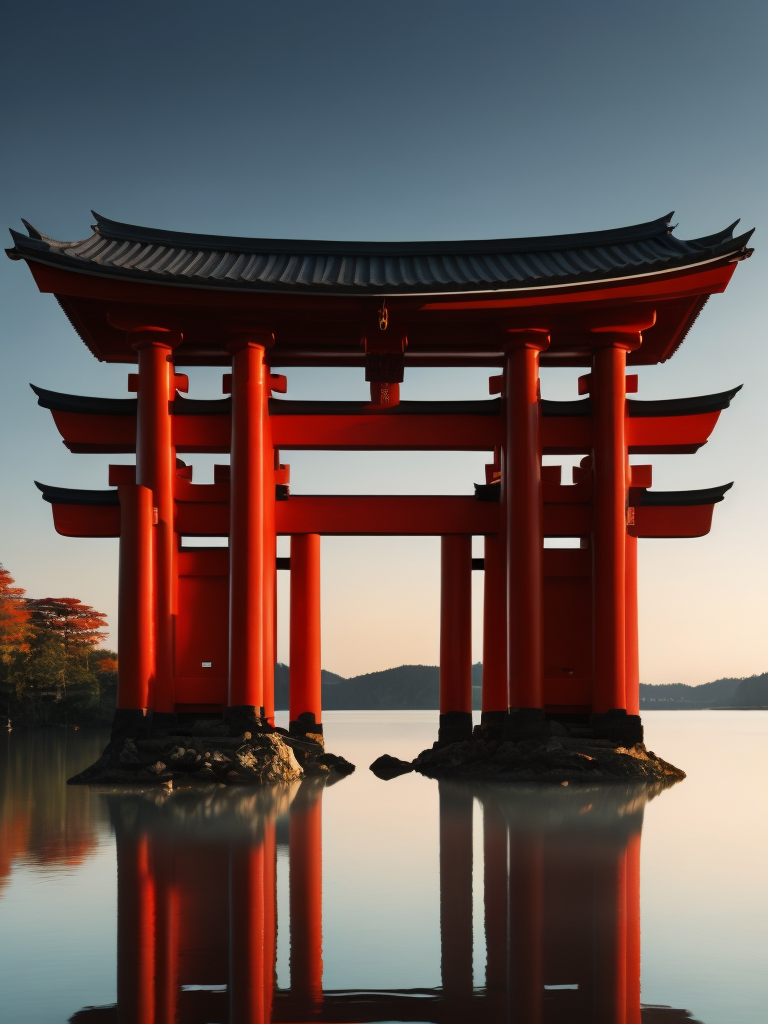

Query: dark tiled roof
[
  {"left": 7, "top": 211, "right": 753, "bottom": 296},
  {"left": 541, "top": 388, "right": 742, "bottom": 418},
  {"left": 31, "top": 384, "right": 137, "bottom": 416},
  {"left": 32, "top": 386, "right": 742, "bottom": 420},
  {"left": 35, "top": 481, "right": 119, "bottom": 506},
  {"left": 638, "top": 483, "right": 732, "bottom": 506}
]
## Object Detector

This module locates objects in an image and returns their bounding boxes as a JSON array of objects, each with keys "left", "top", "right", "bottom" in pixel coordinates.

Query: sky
[{"left": 1, "top": 0, "right": 766, "bottom": 685}]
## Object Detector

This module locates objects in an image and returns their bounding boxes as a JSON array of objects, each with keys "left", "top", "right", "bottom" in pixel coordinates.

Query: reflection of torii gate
[
  {"left": 8, "top": 211, "right": 751, "bottom": 745},
  {"left": 70, "top": 780, "right": 696, "bottom": 1024}
]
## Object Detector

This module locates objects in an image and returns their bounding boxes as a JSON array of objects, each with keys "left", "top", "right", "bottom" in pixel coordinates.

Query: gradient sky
[{"left": 1, "top": 0, "right": 765, "bottom": 684}]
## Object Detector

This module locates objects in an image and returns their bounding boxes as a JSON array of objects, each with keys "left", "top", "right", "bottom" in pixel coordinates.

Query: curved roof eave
[
  {"left": 35, "top": 481, "right": 120, "bottom": 506},
  {"left": 5, "top": 213, "right": 754, "bottom": 298},
  {"left": 638, "top": 483, "right": 733, "bottom": 506}
]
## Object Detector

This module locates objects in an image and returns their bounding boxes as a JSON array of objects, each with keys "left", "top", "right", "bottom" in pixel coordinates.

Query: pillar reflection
[{"left": 71, "top": 779, "right": 700, "bottom": 1024}]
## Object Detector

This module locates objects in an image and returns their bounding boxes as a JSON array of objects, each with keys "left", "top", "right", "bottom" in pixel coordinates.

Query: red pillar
[
  {"left": 591, "top": 337, "right": 642, "bottom": 743},
  {"left": 289, "top": 534, "right": 323, "bottom": 742},
  {"left": 439, "top": 782, "right": 474, "bottom": 1004},
  {"left": 481, "top": 531, "right": 507, "bottom": 736},
  {"left": 227, "top": 335, "right": 270, "bottom": 726},
  {"left": 505, "top": 331, "right": 549, "bottom": 738},
  {"left": 625, "top": 533, "right": 640, "bottom": 718},
  {"left": 289, "top": 786, "right": 324, "bottom": 1015},
  {"left": 117, "top": 833, "right": 156, "bottom": 1024},
  {"left": 229, "top": 842, "right": 265, "bottom": 1024},
  {"left": 131, "top": 329, "right": 180, "bottom": 720},
  {"left": 262, "top": 413, "right": 276, "bottom": 727},
  {"left": 116, "top": 483, "right": 154, "bottom": 728},
  {"left": 439, "top": 534, "right": 473, "bottom": 745}
]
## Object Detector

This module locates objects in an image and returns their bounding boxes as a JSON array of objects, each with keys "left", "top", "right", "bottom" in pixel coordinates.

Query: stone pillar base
[
  {"left": 289, "top": 712, "right": 324, "bottom": 748},
  {"left": 225, "top": 704, "right": 269, "bottom": 736},
  {"left": 591, "top": 709, "right": 643, "bottom": 746},
  {"left": 438, "top": 711, "right": 473, "bottom": 746},
  {"left": 504, "top": 707, "right": 548, "bottom": 742},
  {"left": 110, "top": 708, "right": 149, "bottom": 741}
]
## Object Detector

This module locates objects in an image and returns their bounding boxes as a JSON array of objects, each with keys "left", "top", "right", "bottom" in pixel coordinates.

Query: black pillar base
[
  {"left": 289, "top": 712, "right": 324, "bottom": 747},
  {"left": 479, "top": 710, "right": 506, "bottom": 740},
  {"left": 503, "top": 707, "right": 548, "bottom": 742},
  {"left": 225, "top": 704, "right": 270, "bottom": 736},
  {"left": 110, "top": 708, "right": 149, "bottom": 741},
  {"left": 150, "top": 711, "right": 177, "bottom": 734},
  {"left": 591, "top": 709, "right": 644, "bottom": 747},
  {"left": 438, "top": 711, "right": 473, "bottom": 746}
]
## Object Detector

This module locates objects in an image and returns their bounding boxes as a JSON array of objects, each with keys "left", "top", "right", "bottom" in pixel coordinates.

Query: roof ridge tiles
[
  {"left": 85, "top": 210, "right": 681, "bottom": 256},
  {"left": 7, "top": 212, "right": 753, "bottom": 297}
]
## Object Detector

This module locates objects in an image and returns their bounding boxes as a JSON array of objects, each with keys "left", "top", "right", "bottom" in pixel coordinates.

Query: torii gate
[{"left": 7, "top": 211, "right": 751, "bottom": 746}]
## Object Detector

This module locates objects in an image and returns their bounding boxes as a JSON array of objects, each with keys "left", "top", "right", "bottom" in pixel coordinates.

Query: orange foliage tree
[
  {"left": 27, "top": 598, "right": 108, "bottom": 657},
  {"left": 1, "top": 566, "right": 117, "bottom": 725},
  {"left": 0, "top": 564, "right": 32, "bottom": 663}
]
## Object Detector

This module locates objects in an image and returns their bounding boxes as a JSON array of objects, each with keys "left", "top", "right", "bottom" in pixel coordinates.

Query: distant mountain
[
  {"left": 639, "top": 672, "right": 768, "bottom": 709},
  {"left": 274, "top": 662, "right": 483, "bottom": 711},
  {"left": 274, "top": 664, "right": 767, "bottom": 711}
]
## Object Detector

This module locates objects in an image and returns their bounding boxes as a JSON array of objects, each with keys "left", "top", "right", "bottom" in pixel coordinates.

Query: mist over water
[{"left": 0, "top": 711, "right": 765, "bottom": 1023}]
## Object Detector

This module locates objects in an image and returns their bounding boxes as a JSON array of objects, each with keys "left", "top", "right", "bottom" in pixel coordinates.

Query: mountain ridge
[{"left": 273, "top": 664, "right": 767, "bottom": 711}]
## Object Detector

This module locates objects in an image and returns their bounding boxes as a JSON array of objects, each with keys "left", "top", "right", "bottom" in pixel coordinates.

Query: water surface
[{"left": 0, "top": 711, "right": 765, "bottom": 1023}]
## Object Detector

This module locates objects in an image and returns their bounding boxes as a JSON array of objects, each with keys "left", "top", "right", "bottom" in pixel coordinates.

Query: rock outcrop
[
  {"left": 369, "top": 754, "right": 415, "bottom": 780},
  {"left": 69, "top": 726, "right": 355, "bottom": 786},
  {"left": 371, "top": 734, "right": 685, "bottom": 784}
]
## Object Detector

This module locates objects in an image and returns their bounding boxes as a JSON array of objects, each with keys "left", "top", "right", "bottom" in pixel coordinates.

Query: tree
[
  {"left": 1, "top": 567, "right": 117, "bottom": 726},
  {"left": 22, "top": 598, "right": 109, "bottom": 721},
  {"left": 0, "top": 564, "right": 32, "bottom": 663},
  {"left": 26, "top": 598, "right": 108, "bottom": 658}
]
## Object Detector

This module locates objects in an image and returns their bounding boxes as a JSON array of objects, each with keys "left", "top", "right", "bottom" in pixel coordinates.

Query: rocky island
[
  {"left": 370, "top": 728, "right": 685, "bottom": 785},
  {"left": 69, "top": 723, "right": 355, "bottom": 787}
]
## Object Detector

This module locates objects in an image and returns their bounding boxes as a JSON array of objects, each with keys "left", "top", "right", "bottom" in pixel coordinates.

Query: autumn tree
[
  {"left": 27, "top": 598, "right": 108, "bottom": 659},
  {"left": 0, "top": 570, "right": 116, "bottom": 725},
  {"left": 0, "top": 564, "right": 34, "bottom": 718},
  {"left": 20, "top": 598, "right": 110, "bottom": 722}
]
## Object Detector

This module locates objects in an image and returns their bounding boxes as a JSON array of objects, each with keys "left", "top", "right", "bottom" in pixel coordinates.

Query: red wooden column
[
  {"left": 625, "top": 533, "right": 640, "bottom": 718},
  {"left": 131, "top": 328, "right": 181, "bottom": 722},
  {"left": 504, "top": 330, "right": 549, "bottom": 739},
  {"left": 439, "top": 535, "right": 473, "bottom": 745},
  {"left": 114, "top": 483, "right": 154, "bottom": 735},
  {"left": 590, "top": 334, "right": 642, "bottom": 745},
  {"left": 227, "top": 333, "right": 271, "bottom": 729},
  {"left": 481, "top": 531, "right": 507, "bottom": 737},
  {"left": 289, "top": 784, "right": 324, "bottom": 1015},
  {"left": 439, "top": 782, "right": 474, "bottom": 1004},
  {"left": 289, "top": 534, "right": 323, "bottom": 742},
  {"left": 262, "top": 415, "right": 277, "bottom": 727}
]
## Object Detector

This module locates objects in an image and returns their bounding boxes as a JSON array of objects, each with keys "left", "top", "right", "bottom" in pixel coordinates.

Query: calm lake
[{"left": 0, "top": 711, "right": 765, "bottom": 1024}]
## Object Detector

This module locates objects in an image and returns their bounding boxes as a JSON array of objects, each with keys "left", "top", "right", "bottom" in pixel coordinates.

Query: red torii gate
[{"left": 7, "top": 211, "right": 751, "bottom": 745}]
